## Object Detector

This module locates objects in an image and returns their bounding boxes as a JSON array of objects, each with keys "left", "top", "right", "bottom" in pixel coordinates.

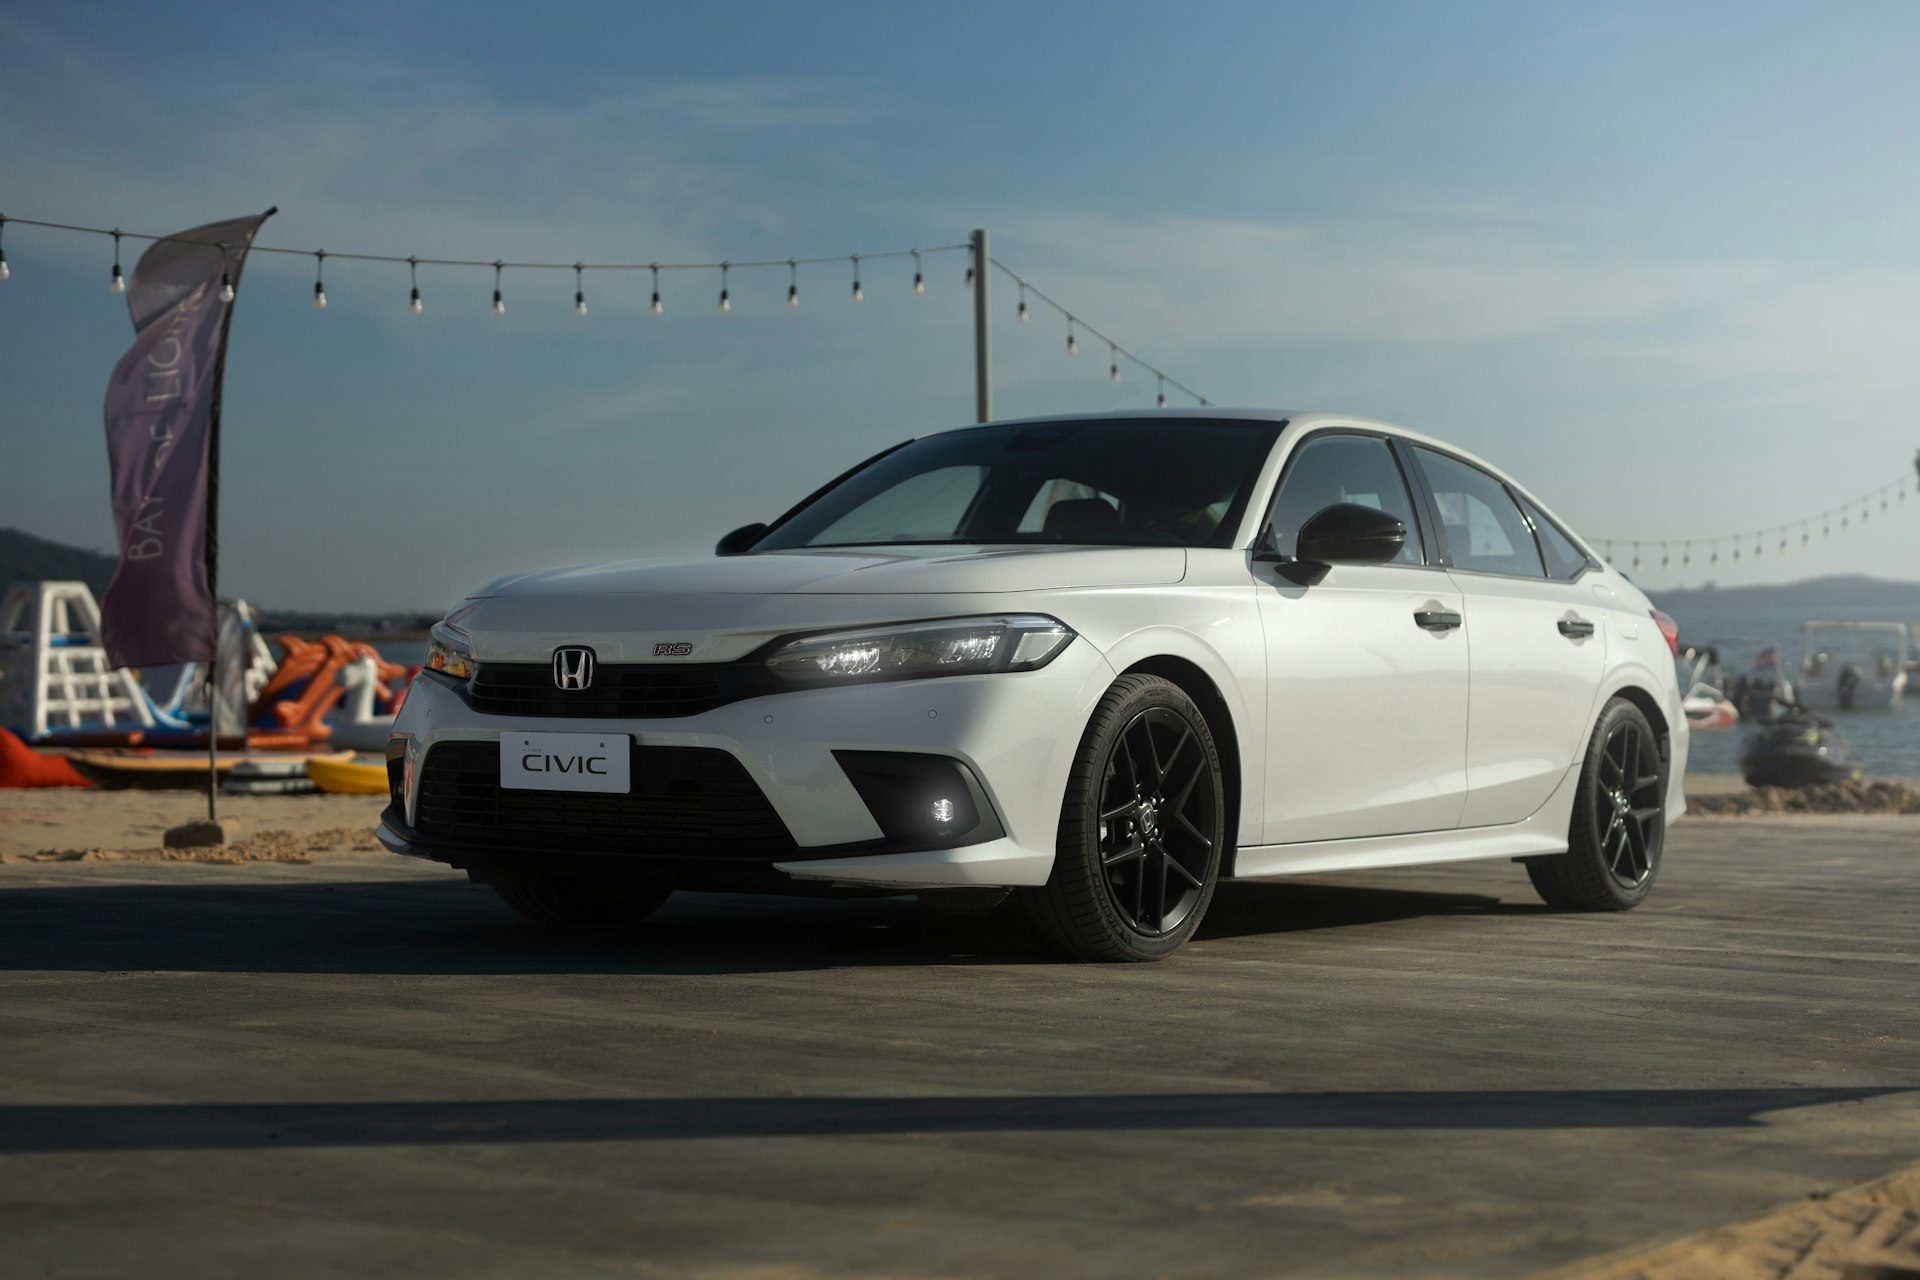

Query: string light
[
  {"left": 991, "top": 258, "right": 1208, "bottom": 411},
  {"left": 2, "top": 210, "right": 1216, "bottom": 417},
  {"left": 718, "top": 262, "right": 731, "bottom": 313},
  {"left": 787, "top": 259, "right": 798, "bottom": 308},
  {"left": 1682, "top": 542, "right": 1691, "bottom": 568},
  {"left": 1157, "top": 374, "right": 1167, "bottom": 409},
  {"left": 110, "top": 230, "right": 125, "bottom": 294},
  {"left": 1109, "top": 344, "right": 1121, "bottom": 383},
  {"left": 311, "top": 251, "right": 326, "bottom": 310},
  {"left": 1066, "top": 317, "right": 1078, "bottom": 356},
  {"left": 218, "top": 271, "right": 234, "bottom": 303}
]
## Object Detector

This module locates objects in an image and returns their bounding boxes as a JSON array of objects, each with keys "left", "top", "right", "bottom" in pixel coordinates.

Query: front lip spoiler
[{"left": 375, "top": 812, "right": 429, "bottom": 859}]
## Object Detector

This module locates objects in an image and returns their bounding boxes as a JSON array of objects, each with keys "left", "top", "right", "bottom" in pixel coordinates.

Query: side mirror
[
  {"left": 715, "top": 523, "right": 768, "bottom": 556},
  {"left": 1297, "top": 502, "right": 1407, "bottom": 566}
]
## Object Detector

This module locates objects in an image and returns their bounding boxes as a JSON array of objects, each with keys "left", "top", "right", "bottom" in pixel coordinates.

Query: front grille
[
  {"left": 465, "top": 663, "right": 740, "bottom": 719},
  {"left": 413, "top": 741, "right": 795, "bottom": 858}
]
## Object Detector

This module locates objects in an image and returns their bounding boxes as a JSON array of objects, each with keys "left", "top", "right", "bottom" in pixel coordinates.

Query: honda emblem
[{"left": 553, "top": 647, "right": 595, "bottom": 691}]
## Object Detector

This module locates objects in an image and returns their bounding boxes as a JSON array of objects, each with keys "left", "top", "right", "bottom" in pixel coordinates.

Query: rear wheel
[
  {"left": 488, "top": 875, "right": 672, "bottom": 929},
  {"left": 1018, "top": 674, "right": 1226, "bottom": 961},
  {"left": 1526, "top": 697, "right": 1666, "bottom": 911}
]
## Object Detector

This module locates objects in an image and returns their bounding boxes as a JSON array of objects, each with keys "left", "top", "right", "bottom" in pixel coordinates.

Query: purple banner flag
[{"left": 99, "top": 212, "right": 271, "bottom": 668}]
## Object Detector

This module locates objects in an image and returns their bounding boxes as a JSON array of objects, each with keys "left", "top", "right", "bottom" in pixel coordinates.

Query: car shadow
[
  {"left": 2, "top": 1086, "right": 1913, "bottom": 1154},
  {"left": 0, "top": 872, "right": 1539, "bottom": 977}
]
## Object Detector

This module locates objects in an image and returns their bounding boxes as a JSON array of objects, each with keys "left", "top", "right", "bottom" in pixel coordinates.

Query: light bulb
[
  {"left": 1067, "top": 333, "right": 1078, "bottom": 356},
  {"left": 312, "top": 283, "right": 327, "bottom": 310},
  {"left": 963, "top": 265, "right": 974, "bottom": 289},
  {"left": 851, "top": 280, "right": 863, "bottom": 302},
  {"left": 0, "top": 252, "right": 10, "bottom": 281},
  {"left": 409, "top": 288, "right": 423, "bottom": 315},
  {"left": 913, "top": 273, "right": 924, "bottom": 295},
  {"left": 1157, "top": 392, "right": 1167, "bottom": 408},
  {"left": 1017, "top": 301, "right": 1029, "bottom": 323},
  {"left": 650, "top": 292, "right": 663, "bottom": 315},
  {"left": 110, "top": 265, "right": 125, "bottom": 294},
  {"left": 492, "top": 291, "right": 505, "bottom": 316},
  {"left": 574, "top": 293, "right": 587, "bottom": 317},
  {"left": 218, "top": 273, "right": 235, "bottom": 303},
  {"left": 787, "top": 285, "right": 799, "bottom": 308},
  {"left": 1110, "top": 361, "right": 1120, "bottom": 383},
  {"left": 719, "top": 289, "right": 731, "bottom": 313}
]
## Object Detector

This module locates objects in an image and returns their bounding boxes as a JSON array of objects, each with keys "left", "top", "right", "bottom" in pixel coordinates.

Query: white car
[{"left": 380, "top": 410, "right": 1688, "bottom": 961}]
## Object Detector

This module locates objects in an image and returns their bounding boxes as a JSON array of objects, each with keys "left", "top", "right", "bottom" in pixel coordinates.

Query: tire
[
  {"left": 1018, "top": 674, "right": 1227, "bottom": 961},
  {"left": 489, "top": 875, "right": 672, "bottom": 929},
  {"left": 1526, "top": 697, "right": 1666, "bottom": 911}
]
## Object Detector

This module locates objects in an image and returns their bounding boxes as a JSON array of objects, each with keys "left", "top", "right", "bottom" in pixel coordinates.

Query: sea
[{"left": 378, "top": 607, "right": 1920, "bottom": 779}]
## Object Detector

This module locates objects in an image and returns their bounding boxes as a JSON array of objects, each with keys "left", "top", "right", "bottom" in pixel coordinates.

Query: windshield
[{"left": 755, "top": 418, "right": 1283, "bottom": 551}]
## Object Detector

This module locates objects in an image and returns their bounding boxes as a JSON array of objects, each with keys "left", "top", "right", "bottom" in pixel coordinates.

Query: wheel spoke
[
  {"left": 1100, "top": 798, "right": 1137, "bottom": 821},
  {"left": 1119, "top": 731, "right": 1143, "bottom": 796},
  {"left": 1153, "top": 844, "right": 1171, "bottom": 930},
  {"left": 1103, "top": 838, "right": 1146, "bottom": 867},
  {"left": 1163, "top": 846, "right": 1205, "bottom": 890},
  {"left": 1156, "top": 727, "right": 1191, "bottom": 787},
  {"left": 1143, "top": 722, "right": 1165, "bottom": 789},
  {"left": 1168, "top": 758, "right": 1207, "bottom": 813},
  {"left": 1172, "top": 809, "right": 1213, "bottom": 851}
]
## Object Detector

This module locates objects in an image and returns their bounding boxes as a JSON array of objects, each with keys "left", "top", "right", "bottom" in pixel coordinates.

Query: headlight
[
  {"left": 766, "top": 615, "right": 1075, "bottom": 684},
  {"left": 423, "top": 623, "right": 476, "bottom": 681}
]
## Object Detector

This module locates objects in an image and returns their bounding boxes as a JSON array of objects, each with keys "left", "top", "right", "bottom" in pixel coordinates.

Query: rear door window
[
  {"left": 1412, "top": 448, "right": 1546, "bottom": 578},
  {"left": 1519, "top": 495, "right": 1592, "bottom": 581}
]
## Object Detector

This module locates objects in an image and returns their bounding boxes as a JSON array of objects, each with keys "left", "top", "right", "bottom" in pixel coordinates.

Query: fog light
[{"left": 930, "top": 798, "right": 956, "bottom": 824}]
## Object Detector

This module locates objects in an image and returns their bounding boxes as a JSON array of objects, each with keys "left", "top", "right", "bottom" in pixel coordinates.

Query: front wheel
[
  {"left": 1018, "top": 674, "right": 1226, "bottom": 961},
  {"left": 488, "top": 875, "right": 672, "bottom": 929},
  {"left": 1526, "top": 697, "right": 1666, "bottom": 911}
]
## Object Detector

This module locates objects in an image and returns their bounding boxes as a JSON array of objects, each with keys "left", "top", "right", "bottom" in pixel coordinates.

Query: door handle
[
  {"left": 1558, "top": 618, "right": 1596, "bottom": 639},
  {"left": 1414, "top": 609, "right": 1463, "bottom": 631}
]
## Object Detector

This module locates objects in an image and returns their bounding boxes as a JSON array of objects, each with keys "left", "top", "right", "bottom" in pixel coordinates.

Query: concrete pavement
[{"left": 1, "top": 816, "right": 1916, "bottom": 1277}]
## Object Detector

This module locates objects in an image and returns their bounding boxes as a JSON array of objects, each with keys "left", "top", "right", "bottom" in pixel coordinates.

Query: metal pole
[{"left": 971, "top": 228, "right": 991, "bottom": 423}]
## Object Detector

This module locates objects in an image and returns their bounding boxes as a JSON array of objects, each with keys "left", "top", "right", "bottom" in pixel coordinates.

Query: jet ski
[{"left": 1739, "top": 709, "right": 1865, "bottom": 788}]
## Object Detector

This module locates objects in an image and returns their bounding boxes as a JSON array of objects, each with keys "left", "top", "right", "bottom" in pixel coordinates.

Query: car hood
[
  {"left": 454, "top": 546, "right": 1184, "bottom": 664},
  {"left": 474, "top": 545, "right": 1186, "bottom": 598}
]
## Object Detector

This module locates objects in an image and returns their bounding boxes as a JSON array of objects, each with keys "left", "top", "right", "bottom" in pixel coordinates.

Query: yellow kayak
[{"left": 306, "top": 757, "right": 389, "bottom": 796}]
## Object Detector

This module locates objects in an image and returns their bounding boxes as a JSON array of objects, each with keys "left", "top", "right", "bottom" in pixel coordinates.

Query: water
[
  {"left": 377, "top": 620, "right": 1919, "bottom": 776},
  {"left": 1668, "top": 604, "right": 1918, "bottom": 776}
]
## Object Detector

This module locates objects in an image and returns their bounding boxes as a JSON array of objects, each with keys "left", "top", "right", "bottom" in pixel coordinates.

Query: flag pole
[{"left": 203, "top": 206, "right": 277, "bottom": 824}]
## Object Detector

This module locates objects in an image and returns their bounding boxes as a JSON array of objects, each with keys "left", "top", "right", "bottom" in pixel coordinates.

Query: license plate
[{"left": 500, "top": 732, "right": 631, "bottom": 794}]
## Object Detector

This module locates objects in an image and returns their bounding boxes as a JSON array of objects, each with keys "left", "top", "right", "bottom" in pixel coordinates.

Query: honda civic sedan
[{"left": 379, "top": 410, "right": 1687, "bottom": 961}]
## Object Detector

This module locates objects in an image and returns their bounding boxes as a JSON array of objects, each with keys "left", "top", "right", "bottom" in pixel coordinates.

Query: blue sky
[{"left": 3, "top": 1, "right": 1919, "bottom": 610}]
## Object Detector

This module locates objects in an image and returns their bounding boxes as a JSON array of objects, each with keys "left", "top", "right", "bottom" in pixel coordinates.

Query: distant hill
[
  {"left": 0, "top": 527, "right": 118, "bottom": 597},
  {"left": 1644, "top": 575, "right": 1920, "bottom": 611}
]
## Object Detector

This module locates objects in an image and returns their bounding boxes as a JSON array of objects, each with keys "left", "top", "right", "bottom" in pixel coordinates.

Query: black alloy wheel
[
  {"left": 1020, "top": 674, "right": 1226, "bottom": 961},
  {"left": 1526, "top": 697, "right": 1666, "bottom": 911},
  {"left": 1096, "top": 706, "right": 1220, "bottom": 937}
]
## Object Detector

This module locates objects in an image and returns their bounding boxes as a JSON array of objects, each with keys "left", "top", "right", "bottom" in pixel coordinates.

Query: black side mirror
[
  {"left": 1297, "top": 502, "right": 1407, "bottom": 566},
  {"left": 1258, "top": 502, "right": 1406, "bottom": 584},
  {"left": 715, "top": 523, "right": 768, "bottom": 556}
]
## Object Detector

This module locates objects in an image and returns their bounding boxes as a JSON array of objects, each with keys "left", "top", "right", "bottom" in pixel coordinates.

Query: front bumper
[{"left": 385, "top": 640, "right": 1115, "bottom": 890}]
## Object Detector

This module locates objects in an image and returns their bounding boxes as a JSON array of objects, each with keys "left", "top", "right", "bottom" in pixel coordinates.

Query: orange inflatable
[
  {"left": 248, "top": 635, "right": 413, "bottom": 743},
  {"left": 0, "top": 728, "right": 93, "bottom": 788}
]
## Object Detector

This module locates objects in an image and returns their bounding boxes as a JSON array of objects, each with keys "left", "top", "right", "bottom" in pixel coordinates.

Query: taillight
[{"left": 1650, "top": 609, "right": 1680, "bottom": 657}]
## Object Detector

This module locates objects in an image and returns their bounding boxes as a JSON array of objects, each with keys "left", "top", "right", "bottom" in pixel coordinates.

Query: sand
[{"left": 0, "top": 789, "right": 388, "bottom": 864}]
